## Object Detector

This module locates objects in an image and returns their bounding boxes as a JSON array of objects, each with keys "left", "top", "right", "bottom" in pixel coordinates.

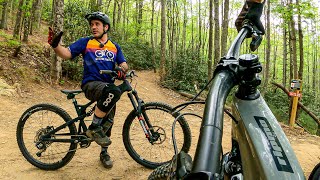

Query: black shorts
[{"left": 82, "top": 81, "right": 109, "bottom": 102}]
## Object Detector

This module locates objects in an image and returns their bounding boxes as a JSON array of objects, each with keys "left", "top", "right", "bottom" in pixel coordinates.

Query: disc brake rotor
[{"left": 151, "top": 126, "right": 166, "bottom": 144}]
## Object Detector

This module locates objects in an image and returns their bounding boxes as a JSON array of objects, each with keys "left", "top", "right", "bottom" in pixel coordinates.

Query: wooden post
[
  {"left": 289, "top": 79, "right": 302, "bottom": 128},
  {"left": 289, "top": 89, "right": 300, "bottom": 128}
]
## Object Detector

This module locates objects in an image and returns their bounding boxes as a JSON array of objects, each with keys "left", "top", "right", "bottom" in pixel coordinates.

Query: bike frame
[
  {"left": 189, "top": 24, "right": 305, "bottom": 179},
  {"left": 41, "top": 76, "right": 156, "bottom": 144}
]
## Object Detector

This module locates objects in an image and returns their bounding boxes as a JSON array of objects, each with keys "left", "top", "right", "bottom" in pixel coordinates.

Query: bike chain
[{"left": 35, "top": 135, "right": 93, "bottom": 157}]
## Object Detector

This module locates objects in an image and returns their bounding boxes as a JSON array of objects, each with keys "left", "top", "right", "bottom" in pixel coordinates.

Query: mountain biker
[
  {"left": 48, "top": 12, "right": 128, "bottom": 169},
  {"left": 235, "top": 0, "right": 265, "bottom": 35}
]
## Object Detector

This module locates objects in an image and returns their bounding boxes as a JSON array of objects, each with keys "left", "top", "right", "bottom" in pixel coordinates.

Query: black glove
[
  {"left": 48, "top": 27, "right": 63, "bottom": 48},
  {"left": 235, "top": 1, "right": 265, "bottom": 35},
  {"left": 114, "top": 67, "right": 126, "bottom": 80}
]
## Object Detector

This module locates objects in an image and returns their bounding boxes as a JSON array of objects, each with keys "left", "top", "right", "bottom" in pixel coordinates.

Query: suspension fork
[{"left": 127, "top": 90, "right": 155, "bottom": 142}]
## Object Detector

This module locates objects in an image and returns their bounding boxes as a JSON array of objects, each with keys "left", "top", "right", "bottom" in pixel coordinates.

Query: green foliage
[
  {"left": 298, "top": 111, "right": 318, "bottom": 134},
  {"left": 264, "top": 88, "right": 290, "bottom": 123},
  {"left": 22, "top": 0, "right": 33, "bottom": 17},
  {"left": 121, "top": 40, "right": 154, "bottom": 70},
  {"left": 162, "top": 49, "right": 208, "bottom": 93},
  {"left": 63, "top": 1, "right": 91, "bottom": 45},
  {"left": 41, "top": 0, "right": 52, "bottom": 23},
  {"left": 300, "top": 88, "right": 320, "bottom": 117},
  {"left": 0, "top": 30, "right": 21, "bottom": 47},
  {"left": 61, "top": 59, "right": 83, "bottom": 81}
]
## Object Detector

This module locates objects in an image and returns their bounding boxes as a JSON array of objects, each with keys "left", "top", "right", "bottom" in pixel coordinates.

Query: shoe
[
  {"left": 86, "top": 126, "right": 112, "bottom": 146},
  {"left": 100, "top": 151, "right": 113, "bottom": 168}
]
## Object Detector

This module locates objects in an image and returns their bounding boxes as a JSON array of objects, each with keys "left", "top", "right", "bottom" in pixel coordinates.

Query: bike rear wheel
[
  {"left": 16, "top": 104, "right": 77, "bottom": 170},
  {"left": 123, "top": 102, "right": 191, "bottom": 169}
]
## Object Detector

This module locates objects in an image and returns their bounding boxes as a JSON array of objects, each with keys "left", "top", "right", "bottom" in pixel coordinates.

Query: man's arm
[{"left": 53, "top": 45, "right": 72, "bottom": 60}]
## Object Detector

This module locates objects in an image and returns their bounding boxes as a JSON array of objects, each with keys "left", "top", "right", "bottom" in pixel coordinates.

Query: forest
[{"left": 0, "top": 0, "right": 319, "bottom": 134}]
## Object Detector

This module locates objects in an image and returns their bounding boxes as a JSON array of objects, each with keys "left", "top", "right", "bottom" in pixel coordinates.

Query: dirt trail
[{"left": 0, "top": 70, "right": 319, "bottom": 179}]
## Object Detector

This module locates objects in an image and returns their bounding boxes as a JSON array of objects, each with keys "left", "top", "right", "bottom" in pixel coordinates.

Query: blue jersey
[{"left": 68, "top": 37, "right": 126, "bottom": 85}]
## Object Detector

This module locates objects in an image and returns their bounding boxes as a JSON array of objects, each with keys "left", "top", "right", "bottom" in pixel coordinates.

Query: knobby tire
[
  {"left": 122, "top": 102, "right": 191, "bottom": 169},
  {"left": 16, "top": 104, "right": 77, "bottom": 170}
]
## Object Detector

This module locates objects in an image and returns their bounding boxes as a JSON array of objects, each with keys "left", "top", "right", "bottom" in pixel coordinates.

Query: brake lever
[
  {"left": 242, "top": 20, "right": 263, "bottom": 52},
  {"left": 250, "top": 32, "right": 262, "bottom": 52}
]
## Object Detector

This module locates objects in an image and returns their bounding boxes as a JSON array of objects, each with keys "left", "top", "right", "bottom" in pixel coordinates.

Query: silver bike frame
[
  {"left": 232, "top": 95, "right": 305, "bottom": 179},
  {"left": 190, "top": 25, "right": 305, "bottom": 179}
]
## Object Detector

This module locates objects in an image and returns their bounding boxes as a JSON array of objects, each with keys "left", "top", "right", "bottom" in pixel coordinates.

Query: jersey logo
[
  {"left": 95, "top": 49, "right": 115, "bottom": 62},
  {"left": 254, "top": 116, "right": 294, "bottom": 173}
]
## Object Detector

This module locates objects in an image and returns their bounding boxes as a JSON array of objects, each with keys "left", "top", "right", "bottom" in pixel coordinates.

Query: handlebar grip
[{"left": 100, "top": 70, "right": 114, "bottom": 74}]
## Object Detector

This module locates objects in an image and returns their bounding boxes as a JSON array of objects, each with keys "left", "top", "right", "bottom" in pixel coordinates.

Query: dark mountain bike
[
  {"left": 16, "top": 70, "right": 191, "bottom": 170},
  {"left": 148, "top": 20, "right": 314, "bottom": 180}
]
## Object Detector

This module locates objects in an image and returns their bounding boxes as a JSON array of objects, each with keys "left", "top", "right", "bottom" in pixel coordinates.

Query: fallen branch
[{"left": 178, "top": 91, "right": 206, "bottom": 101}]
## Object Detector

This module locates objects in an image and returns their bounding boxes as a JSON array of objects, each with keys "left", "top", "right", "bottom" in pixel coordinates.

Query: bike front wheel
[
  {"left": 123, "top": 102, "right": 191, "bottom": 169},
  {"left": 16, "top": 104, "right": 77, "bottom": 170}
]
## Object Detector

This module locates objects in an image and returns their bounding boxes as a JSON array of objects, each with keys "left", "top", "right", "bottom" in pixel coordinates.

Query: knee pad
[{"left": 97, "top": 84, "right": 121, "bottom": 113}]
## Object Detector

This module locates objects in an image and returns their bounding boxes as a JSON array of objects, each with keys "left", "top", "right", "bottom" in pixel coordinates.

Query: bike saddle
[{"left": 61, "top": 89, "right": 83, "bottom": 99}]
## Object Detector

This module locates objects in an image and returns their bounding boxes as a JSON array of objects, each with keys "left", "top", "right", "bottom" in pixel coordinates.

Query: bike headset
[{"left": 85, "top": 12, "right": 111, "bottom": 47}]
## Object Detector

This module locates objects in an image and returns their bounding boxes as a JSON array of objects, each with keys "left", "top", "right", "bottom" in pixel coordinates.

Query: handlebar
[
  {"left": 99, "top": 69, "right": 136, "bottom": 80},
  {"left": 99, "top": 70, "right": 136, "bottom": 93},
  {"left": 226, "top": 20, "right": 262, "bottom": 59}
]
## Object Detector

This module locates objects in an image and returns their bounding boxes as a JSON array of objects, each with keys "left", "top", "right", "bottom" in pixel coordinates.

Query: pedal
[
  {"left": 78, "top": 134, "right": 92, "bottom": 148},
  {"left": 80, "top": 140, "right": 91, "bottom": 148}
]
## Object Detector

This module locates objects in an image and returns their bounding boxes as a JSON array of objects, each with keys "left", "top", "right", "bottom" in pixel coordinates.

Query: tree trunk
[
  {"left": 136, "top": 0, "right": 143, "bottom": 37},
  {"left": 296, "top": 0, "right": 304, "bottom": 80},
  {"left": 50, "top": 0, "right": 64, "bottom": 83},
  {"left": 159, "top": 0, "right": 166, "bottom": 81},
  {"left": 289, "top": 0, "right": 298, "bottom": 79},
  {"left": 198, "top": 0, "right": 201, "bottom": 59},
  {"left": 306, "top": 32, "right": 310, "bottom": 89},
  {"left": 23, "top": 0, "right": 32, "bottom": 42},
  {"left": 208, "top": 0, "right": 213, "bottom": 80},
  {"left": 117, "top": 0, "right": 122, "bottom": 25},
  {"left": 282, "top": 24, "right": 287, "bottom": 87},
  {"left": 29, "top": 0, "right": 42, "bottom": 35},
  {"left": 106, "top": 0, "right": 112, "bottom": 14},
  {"left": 213, "top": 0, "right": 220, "bottom": 66},
  {"left": 151, "top": 0, "right": 156, "bottom": 73},
  {"left": 171, "top": 1, "right": 176, "bottom": 66},
  {"left": 0, "top": 0, "right": 8, "bottom": 30},
  {"left": 264, "top": 0, "right": 271, "bottom": 89},
  {"left": 112, "top": 0, "right": 117, "bottom": 31},
  {"left": 191, "top": 4, "right": 194, "bottom": 52},
  {"left": 90, "top": 0, "right": 98, "bottom": 11},
  {"left": 13, "top": 0, "right": 25, "bottom": 39},
  {"left": 122, "top": 0, "right": 127, "bottom": 40},
  {"left": 272, "top": 29, "right": 277, "bottom": 81},
  {"left": 37, "top": 0, "right": 43, "bottom": 29},
  {"left": 221, "top": 0, "right": 229, "bottom": 56},
  {"left": 312, "top": 47, "right": 316, "bottom": 90}
]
